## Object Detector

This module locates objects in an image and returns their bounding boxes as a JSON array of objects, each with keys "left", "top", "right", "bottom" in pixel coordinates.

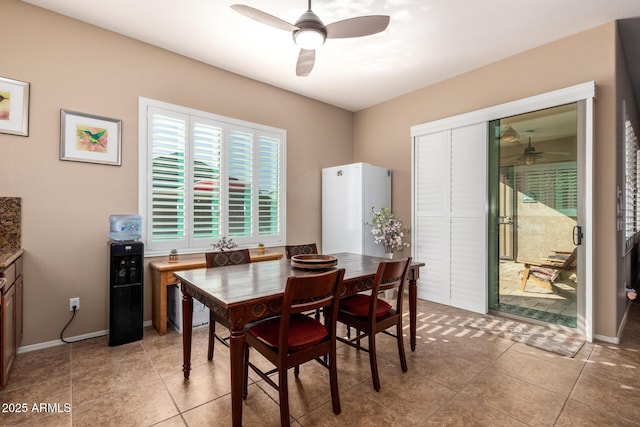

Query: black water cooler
[{"left": 108, "top": 241, "right": 143, "bottom": 346}]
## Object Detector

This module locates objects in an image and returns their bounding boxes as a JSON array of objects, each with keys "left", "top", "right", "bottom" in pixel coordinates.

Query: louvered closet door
[
  {"left": 415, "top": 131, "right": 451, "bottom": 305},
  {"left": 450, "top": 124, "right": 487, "bottom": 313},
  {"left": 414, "top": 123, "right": 487, "bottom": 313}
]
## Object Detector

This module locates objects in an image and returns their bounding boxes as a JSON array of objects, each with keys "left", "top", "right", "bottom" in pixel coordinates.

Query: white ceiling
[{"left": 22, "top": 0, "right": 640, "bottom": 112}]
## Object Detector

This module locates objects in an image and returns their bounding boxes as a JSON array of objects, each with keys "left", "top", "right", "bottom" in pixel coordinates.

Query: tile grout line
[
  {"left": 551, "top": 341, "right": 596, "bottom": 425},
  {"left": 140, "top": 337, "right": 188, "bottom": 426}
]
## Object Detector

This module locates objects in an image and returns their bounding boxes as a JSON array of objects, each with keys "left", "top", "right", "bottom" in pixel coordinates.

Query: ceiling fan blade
[
  {"left": 296, "top": 49, "right": 315, "bottom": 77},
  {"left": 231, "top": 4, "right": 298, "bottom": 32},
  {"left": 325, "top": 15, "right": 390, "bottom": 39}
]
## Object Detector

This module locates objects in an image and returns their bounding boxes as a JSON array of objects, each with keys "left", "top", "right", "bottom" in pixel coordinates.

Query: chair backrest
[
  {"left": 205, "top": 249, "right": 251, "bottom": 268},
  {"left": 564, "top": 248, "right": 577, "bottom": 268},
  {"left": 370, "top": 257, "right": 412, "bottom": 317},
  {"left": 278, "top": 268, "right": 345, "bottom": 352},
  {"left": 284, "top": 243, "right": 318, "bottom": 259},
  {"left": 544, "top": 248, "right": 577, "bottom": 269}
]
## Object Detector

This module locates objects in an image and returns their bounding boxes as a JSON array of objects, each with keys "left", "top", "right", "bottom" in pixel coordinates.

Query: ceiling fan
[
  {"left": 231, "top": 1, "right": 390, "bottom": 76},
  {"left": 518, "top": 137, "right": 544, "bottom": 166}
]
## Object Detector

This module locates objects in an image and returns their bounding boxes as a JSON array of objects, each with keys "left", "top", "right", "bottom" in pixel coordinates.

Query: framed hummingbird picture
[
  {"left": 0, "top": 76, "right": 30, "bottom": 137},
  {"left": 60, "top": 109, "right": 122, "bottom": 166}
]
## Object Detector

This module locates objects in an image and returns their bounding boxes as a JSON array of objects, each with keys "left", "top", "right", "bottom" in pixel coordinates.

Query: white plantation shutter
[
  {"left": 625, "top": 115, "right": 638, "bottom": 249},
  {"left": 192, "top": 120, "right": 223, "bottom": 242},
  {"left": 556, "top": 165, "right": 578, "bottom": 215},
  {"left": 227, "top": 129, "right": 253, "bottom": 238},
  {"left": 258, "top": 135, "right": 281, "bottom": 236},
  {"left": 149, "top": 109, "right": 187, "bottom": 244},
  {"left": 637, "top": 149, "right": 640, "bottom": 239},
  {"left": 449, "top": 124, "right": 487, "bottom": 313},
  {"left": 414, "top": 130, "right": 450, "bottom": 305},
  {"left": 141, "top": 99, "right": 286, "bottom": 254},
  {"left": 514, "top": 162, "right": 577, "bottom": 217},
  {"left": 413, "top": 123, "right": 487, "bottom": 314}
]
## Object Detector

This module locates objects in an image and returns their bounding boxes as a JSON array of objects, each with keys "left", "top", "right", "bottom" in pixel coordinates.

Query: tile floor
[{"left": 2, "top": 298, "right": 640, "bottom": 426}]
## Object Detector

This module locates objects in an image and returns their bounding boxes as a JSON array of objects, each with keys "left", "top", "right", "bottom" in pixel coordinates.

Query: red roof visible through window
[{"left": 194, "top": 179, "right": 246, "bottom": 193}]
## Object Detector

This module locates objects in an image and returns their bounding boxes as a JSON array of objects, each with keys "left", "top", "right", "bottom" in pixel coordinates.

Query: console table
[{"left": 150, "top": 251, "right": 283, "bottom": 335}]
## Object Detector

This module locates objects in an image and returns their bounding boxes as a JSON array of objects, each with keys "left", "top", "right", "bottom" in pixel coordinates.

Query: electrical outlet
[{"left": 69, "top": 297, "right": 80, "bottom": 312}]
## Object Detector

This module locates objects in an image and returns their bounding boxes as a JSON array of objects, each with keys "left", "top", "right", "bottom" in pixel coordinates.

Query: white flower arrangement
[{"left": 367, "top": 206, "right": 410, "bottom": 253}]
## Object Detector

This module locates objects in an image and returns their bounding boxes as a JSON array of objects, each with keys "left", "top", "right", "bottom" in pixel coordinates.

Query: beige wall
[
  {"left": 354, "top": 23, "right": 621, "bottom": 338},
  {"left": 0, "top": 0, "right": 354, "bottom": 346}
]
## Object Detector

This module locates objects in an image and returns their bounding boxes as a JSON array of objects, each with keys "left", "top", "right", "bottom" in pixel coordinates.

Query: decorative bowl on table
[{"left": 290, "top": 254, "right": 338, "bottom": 270}]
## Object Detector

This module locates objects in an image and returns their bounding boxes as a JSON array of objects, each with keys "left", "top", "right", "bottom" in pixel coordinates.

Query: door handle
[{"left": 573, "top": 225, "right": 583, "bottom": 245}]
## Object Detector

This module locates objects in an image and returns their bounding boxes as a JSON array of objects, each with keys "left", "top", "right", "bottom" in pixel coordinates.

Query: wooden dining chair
[
  {"left": 285, "top": 243, "right": 321, "bottom": 320},
  {"left": 284, "top": 243, "right": 318, "bottom": 259},
  {"left": 242, "top": 268, "right": 345, "bottom": 427},
  {"left": 204, "top": 249, "right": 251, "bottom": 360},
  {"left": 336, "top": 257, "right": 411, "bottom": 391}
]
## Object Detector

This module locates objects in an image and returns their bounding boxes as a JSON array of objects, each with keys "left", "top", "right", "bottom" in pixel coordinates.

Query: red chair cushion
[
  {"left": 248, "top": 314, "right": 328, "bottom": 351},
  {"left": 339, "top": 294, "right": 391, "bottom": 318}
]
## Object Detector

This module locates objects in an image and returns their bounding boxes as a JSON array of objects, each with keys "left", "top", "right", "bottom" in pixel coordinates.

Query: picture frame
[
  {"left": 0, "top": 76, "right": 30, "bottom": 137},
  {"left": 60, "top": 109, "right": 122, "bottom": 166}
]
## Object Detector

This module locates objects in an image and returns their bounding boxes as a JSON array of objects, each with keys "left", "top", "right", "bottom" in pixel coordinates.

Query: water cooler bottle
[{"left": 108, "top": 241, "right": 143, "bottom": 346}]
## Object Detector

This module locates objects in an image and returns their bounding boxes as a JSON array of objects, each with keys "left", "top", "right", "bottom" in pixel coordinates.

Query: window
[
  {"left": 139, "top": 98, "right": 286, "bottom": 255},
  {"left": 514, "top": 162, "right": 578, "bottom": 217},
  {"left": 624, "top": 107, "right": 638, "bottom": 250}
]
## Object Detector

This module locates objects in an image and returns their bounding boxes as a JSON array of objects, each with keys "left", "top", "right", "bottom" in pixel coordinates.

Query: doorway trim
[{"left": 411, "top": 81, "right": 595, "bottom": 341}]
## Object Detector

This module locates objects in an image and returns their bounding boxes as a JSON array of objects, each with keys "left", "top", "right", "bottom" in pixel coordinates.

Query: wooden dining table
[{"left": 174, "top": 252, "right": 425, "bottom": 427}]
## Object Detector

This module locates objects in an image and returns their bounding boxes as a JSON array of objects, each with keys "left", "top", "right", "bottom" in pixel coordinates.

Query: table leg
[
  {"left": 181, "top": 284, "right": 193, "bottom": 379},
  {"left": 409, "top": 277, "right": 417, "bottom": 352},
  {"left": 229, "top": 326, "right": 245, "bottom": 427}
]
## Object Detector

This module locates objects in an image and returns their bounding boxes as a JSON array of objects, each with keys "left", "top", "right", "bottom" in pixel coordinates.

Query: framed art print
[
  {"left": 60, "top": 109, "right": 122, "bottom": 166},
  {"left": 0, "top": 76, "right": 30, "bottom": 137}
]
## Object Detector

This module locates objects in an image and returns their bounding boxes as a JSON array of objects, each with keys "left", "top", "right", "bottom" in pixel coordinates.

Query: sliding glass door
[
  {"left": 413, "top": 82, "right": 594, "bottom": 337},
  {"left": 488, "top": 103, "right": 581, "bottom": 328}
]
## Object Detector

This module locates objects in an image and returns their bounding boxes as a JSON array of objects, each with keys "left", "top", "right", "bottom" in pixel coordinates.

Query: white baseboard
[
  {"left": 592, "top": 301, "right": 637, "bottom": 345},
  {"left": 17, "top": 320, "right": 153, "bottom": 354},
  {"left": 580, "top": 301, "right": 637, "bottom": 345},
  {"left": 593, "top": 333, "right": 620, "bottom": 344}
]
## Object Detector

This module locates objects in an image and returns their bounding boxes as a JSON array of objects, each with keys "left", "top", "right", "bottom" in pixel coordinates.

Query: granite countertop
[{"left": 0, "top": 248, "right": 24, "bottom": 269}]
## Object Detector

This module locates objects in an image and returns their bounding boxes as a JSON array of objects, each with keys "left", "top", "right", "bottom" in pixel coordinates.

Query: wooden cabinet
[
  {"left": 2, "top": 282, "right": 15, "bottom": 386},
  {"left": 15, "top": 274, "right": 23, "bottom": 347},
  {"left": 1, "top": 253, "right": 23, "bottom": 388}
]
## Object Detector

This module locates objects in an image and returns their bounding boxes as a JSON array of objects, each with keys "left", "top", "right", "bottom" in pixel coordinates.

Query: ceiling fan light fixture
[
  {"left": 293, "top": 28, "right": 325, "bottom": 49},
  {"left": 521, "top": 137, "right": 540, "bottom": 165},
  {"left": 232, "top": 1, "right": 389, "bottom": 76}
]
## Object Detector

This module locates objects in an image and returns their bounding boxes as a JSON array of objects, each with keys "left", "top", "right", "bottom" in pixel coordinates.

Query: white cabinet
[{"left": 322, "top": 163, "right": 391, "bottom": 256}]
